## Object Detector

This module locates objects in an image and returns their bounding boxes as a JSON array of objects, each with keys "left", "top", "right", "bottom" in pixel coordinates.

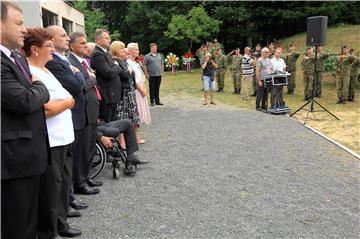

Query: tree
[
  {"left": 164, "top": 6, "right": 221, "bottom": 52},
  {"left": 74, "top": 0, "right": 106, "bottom": 42}
]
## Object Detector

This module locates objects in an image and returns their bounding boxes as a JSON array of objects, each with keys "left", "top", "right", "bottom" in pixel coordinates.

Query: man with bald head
[
  {"left": 45, "top": 25, "right": 86, "bottom": 238},
  {"left": 1, "top": 2, "right": 50, "bottom": 238}
]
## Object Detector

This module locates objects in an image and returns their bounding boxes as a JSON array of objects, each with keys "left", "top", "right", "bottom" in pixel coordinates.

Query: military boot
[
  {"left": 336, "top": 98, "right": 342, "bottom": 104},
  {"left": 233, "top": 88, "right": 238, "bottom": 94}
]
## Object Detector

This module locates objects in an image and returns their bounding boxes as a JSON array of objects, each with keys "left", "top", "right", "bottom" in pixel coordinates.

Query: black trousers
[
  {"left": 72, "top": 126, "right": 91, "bottom": 188},
  {"left": 87, "top": 122, "right": 98, "bottom": 176},
  {"left": 38, "top": 145, "right": 72, "bottom": 239},
  {"left": 149, "top": 76, "right": 162, "bottom": 104},
  {"left": 2, "top": 175, "right": 41, "bottom": 239},
  {"left": 256, "top": 84, "right": 269, "bottom": 110},
  {"left": 100, "top": 102, "right": 117, "bottom": 123},
  {"left": 97, "top": 119, "right": 139, "bottom": 156}
]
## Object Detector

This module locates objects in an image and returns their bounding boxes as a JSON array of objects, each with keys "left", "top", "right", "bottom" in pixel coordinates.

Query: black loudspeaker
[{"left": 306, "top": 16, "right": 328, "bottom": 46}]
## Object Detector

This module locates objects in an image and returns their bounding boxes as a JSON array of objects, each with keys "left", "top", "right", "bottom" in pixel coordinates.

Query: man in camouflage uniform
[
  {"left": 314, "top": 46, "right": 329, "bottom": 98},
  {"left": 301, "top": 47, "right": 315, "bottom": 100},
  {"left": 336, "top": 46, "right": 356, "bottom": 104},
  {"left": 285, "top": 43, "right": 300, "bottom": 95},
  {"left": 348, "top": 50, "right": 359, "bottom": 101},
  {"left": 227, "top": 47, "right": 243, "bottom": 94},
  {"left": 214, "top": 48, "right": 227, "bottom": 92},
  {"left": 252, "top": 44, "right": 262, "bottom": 96}
]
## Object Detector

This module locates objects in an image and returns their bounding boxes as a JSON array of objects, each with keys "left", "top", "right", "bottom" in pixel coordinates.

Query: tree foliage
[
  {"left": 73, "top": 0, "right": 106, "bottom": 42},
  {"left": 164, "top": 6, "right": 221, "bottom": 52},
  {"left": 89, "top": 1, "right": 360, "bottom": 55}
]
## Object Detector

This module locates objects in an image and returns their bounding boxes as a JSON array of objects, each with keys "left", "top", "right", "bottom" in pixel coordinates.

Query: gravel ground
[{"left": 70, "top": 99, "right": 360, "bottom": 239}]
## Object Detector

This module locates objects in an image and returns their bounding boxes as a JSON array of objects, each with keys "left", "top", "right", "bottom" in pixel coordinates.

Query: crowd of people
[
  {"left": 196, "top": 38, "right": 359, "bottom": 110},
  {"left": 1, "top": 2, "right": 165, "bottom": 239}
]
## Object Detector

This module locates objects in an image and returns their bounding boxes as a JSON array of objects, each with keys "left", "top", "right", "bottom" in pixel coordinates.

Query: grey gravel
[{"left": 70, "top": 103, "right": 360, "bottom": 239}]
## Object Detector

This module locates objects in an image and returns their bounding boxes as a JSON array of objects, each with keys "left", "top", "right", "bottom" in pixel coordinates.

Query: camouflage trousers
[
  {"left": 215, "top": 70, "right": 226, "bottom": 89},
  {"left": 314, "top": 71, "right": 323, "bottom": 96},
  {"left": 337, "top": 74, "right": 350, "bottom": 100},
  {"left": 303, "top": 74, "right": 313, "bottom": 99},
  {"left": 348, "top": 75, "right": 357, "bottom": 98},
  {"left": 287, "top": 70, "right": 296, "bottom": 93},
  {"left": 231, "top": 70, "right": 242, "bottom": 89},
  {"left": 252, "top": 74, "right": 257, "bottom": 95}
]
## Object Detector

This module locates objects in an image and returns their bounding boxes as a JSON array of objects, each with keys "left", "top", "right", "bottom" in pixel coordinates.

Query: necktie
[
  {"left": 82, "top": 60, "right": 102, "bottom": 101},
  {"left": 11, "top": 51, "right": 32, "bottom": 84}
]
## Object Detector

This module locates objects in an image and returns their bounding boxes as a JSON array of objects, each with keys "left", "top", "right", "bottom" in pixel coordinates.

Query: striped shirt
[{"left": 242, "top": 54, "right": 254, "bottom": 76}]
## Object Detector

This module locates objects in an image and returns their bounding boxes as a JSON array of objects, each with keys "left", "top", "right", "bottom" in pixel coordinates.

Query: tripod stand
[{"left": 290, "top": 45, "right": 339, "bottom": 124}]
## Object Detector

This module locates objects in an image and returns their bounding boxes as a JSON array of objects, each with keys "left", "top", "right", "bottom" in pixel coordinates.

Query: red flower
[
  {"left": 136, "top": 54, "right": 145, "bottom": 63},
  {"left": 183, "top": 52, "right": 194, "bottom": 59}
]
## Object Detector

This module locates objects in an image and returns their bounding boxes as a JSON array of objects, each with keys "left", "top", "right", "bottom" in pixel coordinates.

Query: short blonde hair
[
  {"left": 110, "top": 41, "right": 125, "bottom": 57},
  {"left": 127, "top": 42, "right": 139, "bottom": 51}
]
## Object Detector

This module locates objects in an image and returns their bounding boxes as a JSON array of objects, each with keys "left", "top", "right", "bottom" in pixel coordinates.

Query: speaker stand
[{"left": 290, "top": 45, "right": 339, "bottom": 124}]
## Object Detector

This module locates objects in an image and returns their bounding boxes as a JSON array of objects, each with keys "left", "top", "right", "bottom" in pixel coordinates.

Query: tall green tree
[
  {"left": 164, "top": 6, "right": 221, "bottom": 52},
  {"left": 74, "top": 0, "right": 106, "bottom": 42}
]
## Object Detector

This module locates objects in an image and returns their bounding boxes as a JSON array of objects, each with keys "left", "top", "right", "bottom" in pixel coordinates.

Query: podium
[{"left": 263, "top": 72, "right": 291, "bottom": 114}]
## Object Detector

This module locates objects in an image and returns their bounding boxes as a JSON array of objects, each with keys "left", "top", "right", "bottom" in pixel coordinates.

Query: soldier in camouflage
[
  {"left": 227, "top": 47, "right": 243, "bottom": 94},
  {"left": 214, "top": 48, "right": 227, "bottom": 92},
  {"left": 285, "top": 43, "right": 300, "bottom": 95},
  {"left": 314, "top": 46, "right": 329, "bottom": 98},
  {"left": 336, "top": 46, "right": 356, "bottom": 104},
  {"left": 347, "top": 49, "right": 359, "bottom": 101},
  {"left": 301, "top": 47, "right": 315, "bottom": 100}
]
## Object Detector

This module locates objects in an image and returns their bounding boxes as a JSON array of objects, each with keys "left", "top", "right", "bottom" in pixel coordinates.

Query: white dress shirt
[
  {"left": 0, "top": 44, "right": 15, "bottom": 63},
  {"left": 270, "top": 57, "right": 286, "bottom": 72},
  {"left": 29, "top": 65, "right": 74, "bottom": 147}
]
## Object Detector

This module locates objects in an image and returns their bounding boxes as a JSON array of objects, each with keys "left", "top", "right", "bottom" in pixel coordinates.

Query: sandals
[{"left": 210, "top": 101, "right": 217, "bottom": 105}]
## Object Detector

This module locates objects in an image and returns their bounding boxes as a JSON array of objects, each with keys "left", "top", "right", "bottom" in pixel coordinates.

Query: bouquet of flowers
[
  {"left": 136, "top": 54, "right": 145, "bottom": 66},
  {"left": 182, "top": 52, "right": 195, "bottom": 72},
  {"left": 164, "top": 52, "right": 179, "bottom": 75}
]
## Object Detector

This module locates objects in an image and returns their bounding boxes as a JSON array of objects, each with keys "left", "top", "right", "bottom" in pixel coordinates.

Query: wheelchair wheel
[
  {"left": 89, "top": 142, "right": 107, "bottom": 179},
  {"left": 113, "top": 168, "right": 120, "bottom": 179}
]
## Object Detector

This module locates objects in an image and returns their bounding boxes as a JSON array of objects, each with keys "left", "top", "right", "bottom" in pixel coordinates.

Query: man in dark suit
[
  {"left": 45, "top": 25, "right": 88, "bottom": 238},
  {"left": 68, "top": 31, "right": 103, "bottom": 190},
  {"left": 1, "top": 2, "right": 50, "bottom": 238},
  {"left": 90, "top": 28, "right": 122, "bottom": 122}
]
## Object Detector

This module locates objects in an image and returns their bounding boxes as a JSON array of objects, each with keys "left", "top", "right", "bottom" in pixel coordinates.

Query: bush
[{"left": 324, "top": 50, "right": 337, "bottom": 73}]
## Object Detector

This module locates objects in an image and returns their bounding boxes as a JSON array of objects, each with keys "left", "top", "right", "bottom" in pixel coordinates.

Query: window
[
  {"left": 42, "top": 8, "right": 58, "bottom": 27},
  {"left": 62, "top": 18, "right": 73, "bottom": 34}
]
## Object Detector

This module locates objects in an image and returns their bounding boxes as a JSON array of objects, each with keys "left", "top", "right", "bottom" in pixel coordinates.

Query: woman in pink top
[{"left": 126, "top": 42, "right": 151, "bottom": 144}]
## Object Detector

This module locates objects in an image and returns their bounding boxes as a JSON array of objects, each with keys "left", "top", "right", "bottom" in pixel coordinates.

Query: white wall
[
  {"left": 40, "top": 0, "right": 84, "bottom": 31},
  {"left": 14, "top": 0, "right": 84, "bottom": 32},
  {"left": 16, "top": 1, "right": 41, "bottom": 28}
]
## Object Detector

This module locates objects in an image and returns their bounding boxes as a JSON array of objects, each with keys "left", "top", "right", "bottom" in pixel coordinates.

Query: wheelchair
[{"left": 88, "top": 138, "right": 136, "bottom": 179}]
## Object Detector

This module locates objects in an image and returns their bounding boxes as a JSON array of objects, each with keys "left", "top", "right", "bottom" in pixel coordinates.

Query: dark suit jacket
[
  {"left": 1, "top": 51, "right": 50, "bottom": 180},
  {"left": 46, "top": 53, "right": 87, "bottom": 130},
  {"left": 90, "top": 46, "right": 122, "bottom": 104},
  {"left": 114, "top": 58, "right": 136, "bottom": 90},
  {"left": 68, "top": 53, "right": 99, "bottom": 124}
]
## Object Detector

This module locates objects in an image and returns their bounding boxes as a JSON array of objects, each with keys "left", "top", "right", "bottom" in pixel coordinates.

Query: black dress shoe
[
  {"left": 70, "top": 200, "right": 88, "bottom": 210},
  {"left": 67, "top": 207, "right": 81, "bottom": 218},
  {"left": 87, "top": 179, "right": 103, "bottom": 187},
  {"left": 155, "top": 102, "right": 164, "bottom": 105},
  {"left": 74, "top": 185, "right": 100, "bottom": 195},
  {"left": 128, "top": 154, "right": 149, "bottom": 165},
  {"left": 150, "top": 102, "right": 155, "bottom": 106},
  {"left": 59, "top": 227, "right": 82, "bottom": 238}
]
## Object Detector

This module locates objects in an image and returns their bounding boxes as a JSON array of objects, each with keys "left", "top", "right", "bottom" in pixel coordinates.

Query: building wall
[
  {"left": 16, "top": 1, "right": 41, "bottom": 28},
  {"left": 16, "top": 0, "right": 84, "bottom": 33}
]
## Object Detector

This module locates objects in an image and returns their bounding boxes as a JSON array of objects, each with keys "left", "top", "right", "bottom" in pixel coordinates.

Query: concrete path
[{"left": 70, "top": 100, "right": 359, "bottom": 239}]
